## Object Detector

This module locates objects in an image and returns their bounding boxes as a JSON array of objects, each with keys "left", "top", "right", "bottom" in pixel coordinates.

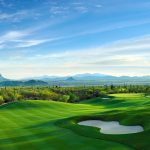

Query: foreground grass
[{"left": 0, "top": 94, "right": 149, "bottom": 150}]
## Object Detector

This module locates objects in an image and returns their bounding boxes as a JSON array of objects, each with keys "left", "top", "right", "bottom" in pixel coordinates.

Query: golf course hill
[{"left": 0, "top": 93, "right": 149, "bottom": 150}]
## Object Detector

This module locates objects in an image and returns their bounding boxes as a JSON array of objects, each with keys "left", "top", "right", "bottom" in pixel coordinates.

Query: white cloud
[
  {"left": 16, "top": 39, "right": 51, "bottom": 48},
  {"left": 0, "top": 10, "right": 30, "bottom": 22},
  {"left": 48, "top": 1, "right": 103, "bottom": 16},
  {"left": 1, "top": 31, "right": 28, "bottom": 40},
  {"left": 20, "top": 34, "right": 150, "bottom": 76},
  {"left": 0, "top": 30, "right": 29, "bottom": 48},
  {"left": 74, "top": 6, "right": 88, "bottom": 13},
  {"left": 0, "top": 7, "right": 43, "bottom": 22},
  {"left": 0, "top": 30, "right": 58, "bottom": 48}
]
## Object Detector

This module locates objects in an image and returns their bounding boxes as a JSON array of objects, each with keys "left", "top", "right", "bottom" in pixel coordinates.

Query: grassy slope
[{"left": 0, "top": 94, "right": 149, "bottom": 150}]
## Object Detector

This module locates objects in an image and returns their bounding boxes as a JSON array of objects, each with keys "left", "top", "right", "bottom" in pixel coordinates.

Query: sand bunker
[
  {"left": 102, "top": 98, "right": 110, "bottom": 100},
  {"left": 78, "top": 120, "right": 144, "bottom": 134},
  {"left": 146, "top": 96, "right": 150, "bottom": 98}
]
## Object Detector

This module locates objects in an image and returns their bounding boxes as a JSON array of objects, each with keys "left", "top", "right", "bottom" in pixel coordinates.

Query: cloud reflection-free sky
[{"left": 0, "top": 0, "right": 150, "bottom": 78}]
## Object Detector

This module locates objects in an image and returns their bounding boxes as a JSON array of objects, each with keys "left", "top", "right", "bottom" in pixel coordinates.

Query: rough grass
[{"left": 0, "top": 93, "right": 149, "bottom": 150}]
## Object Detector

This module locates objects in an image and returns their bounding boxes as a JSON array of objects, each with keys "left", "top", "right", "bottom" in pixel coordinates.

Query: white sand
[
  {"left": 78, "top": 120, "right": 144, "bottom": 134},
  {"left": 102, "top": 98, "right": 110, "bottom": 100},
  {"left": 146, "top": 96, "right": 150, "bottom": 98}
]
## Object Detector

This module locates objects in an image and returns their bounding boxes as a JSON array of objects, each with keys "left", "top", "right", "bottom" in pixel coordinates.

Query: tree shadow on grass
[{"left": 80, "top": 96, "right": 148, "bottom": 109}]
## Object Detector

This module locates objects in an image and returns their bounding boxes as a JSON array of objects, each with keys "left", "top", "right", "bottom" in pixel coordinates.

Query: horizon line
[{"left": 1, "top": 72, "right": 150, "bottom": 80}]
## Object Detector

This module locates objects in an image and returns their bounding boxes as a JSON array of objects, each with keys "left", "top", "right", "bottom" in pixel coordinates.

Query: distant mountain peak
[
  {"left": 74, "top": 73, "right": 110, "bottom": 77},
  {"left": 0, "top": 74, "right": 8, "bottom": 82},
  {"left": 66, "top": 77, "right": 76, "bottom": 81}
]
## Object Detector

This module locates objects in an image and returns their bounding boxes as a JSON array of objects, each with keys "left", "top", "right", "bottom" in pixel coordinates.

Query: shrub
[
  {"left": 59, "top": 95, "right": 70, "bottom": 102},
  {"left": 68, "top": 93, "right": 79, "bottom": 103},
  {"left": 0, "top": 96, "right": 4, "bottom": 104}
]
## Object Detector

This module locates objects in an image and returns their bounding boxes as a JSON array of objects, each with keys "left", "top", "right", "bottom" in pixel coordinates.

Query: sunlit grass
[{"left": 0, "top": 94, "right": 149, "bottom": 150}]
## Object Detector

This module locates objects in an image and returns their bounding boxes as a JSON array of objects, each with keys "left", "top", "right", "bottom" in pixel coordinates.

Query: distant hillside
[
  {"left": 0, "top": 80, "right": 48, "bottom": 86},
  {"left": 66, "top": 77, "right": 76, "bottom": 81},
  {"left": 25, "top": 73, "right": 112, "bottom": 81},
  {"left": 0, "top": 74, "right": 9, "bottom": 82}
]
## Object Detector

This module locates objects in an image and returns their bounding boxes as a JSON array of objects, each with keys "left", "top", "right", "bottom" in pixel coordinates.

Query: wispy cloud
[
  {"left": 48, "top": 1, "right": 103, "bottom": 16},
  {"left": 22, "top": 35, "right": 150, "bottom": 72},
  {"left": 70, "top": 19, "right": 150, "bottom": 38},
  {"left": 0, "top": 30, "right": 53, "bottom": 48},
  {"left": 1, "top": 31, "right": 28, "bottom": 40},
  {"left": 74, "top": 6, "right": 88, "bottom": 13},
  {"left": 0, "top": 30, "right": 29, "bottom": 48},
  {"left": 0, "top": 10, "right": 31, "bottom": 22},
  {"left": 15, "top": 39, "right": 54, "bottom": 48},
  {"left": 0, "top": 35, "right": 150, "bottom": 77}
]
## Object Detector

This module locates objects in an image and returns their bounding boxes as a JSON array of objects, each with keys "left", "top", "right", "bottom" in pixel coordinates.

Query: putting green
[{"left": 0, "top": 94, "right": 149, "bottom": 150}]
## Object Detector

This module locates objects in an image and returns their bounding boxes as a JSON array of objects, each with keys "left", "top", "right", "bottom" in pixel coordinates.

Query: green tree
[
  {"left": 0, "top": 96, "right": 4, "bottom": 104},
  {"left": 68, "top": 93, "right": 78, "bottom": 103},
  {"left": 59, "top": 95, "right": 70, "bottom": 102}
]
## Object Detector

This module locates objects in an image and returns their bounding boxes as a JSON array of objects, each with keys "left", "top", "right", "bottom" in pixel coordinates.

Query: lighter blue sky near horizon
[{"left": 0, "top": 0, "right": 150, "bottom": 79}]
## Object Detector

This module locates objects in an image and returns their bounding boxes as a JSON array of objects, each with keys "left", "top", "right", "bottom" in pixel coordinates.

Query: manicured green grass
[{"left": 0, "top": 94, "right": 149, "bottom": 150}]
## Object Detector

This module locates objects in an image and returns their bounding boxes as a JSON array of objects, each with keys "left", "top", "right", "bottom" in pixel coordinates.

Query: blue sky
[{"left": 0, "top": 0, "right": 150, "bottom": 79}]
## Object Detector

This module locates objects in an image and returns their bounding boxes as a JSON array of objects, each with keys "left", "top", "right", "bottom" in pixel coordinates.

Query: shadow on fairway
[{"left": 80, "top": 97, "right": 147, "bottom": 108}]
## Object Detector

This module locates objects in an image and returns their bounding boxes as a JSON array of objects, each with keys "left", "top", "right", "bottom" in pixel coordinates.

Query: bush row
[{"left": 0, "top": 85, "right": 150, "bottom": 105}]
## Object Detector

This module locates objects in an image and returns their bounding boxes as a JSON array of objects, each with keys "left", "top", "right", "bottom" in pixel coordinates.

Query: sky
[{"left": 0, "top": 0, "right": 150, "bottom": 79}]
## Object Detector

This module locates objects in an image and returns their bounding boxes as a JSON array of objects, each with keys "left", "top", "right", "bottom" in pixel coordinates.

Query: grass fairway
[{"left": 0, "top": 94, "right": 149, "bottom": 150}]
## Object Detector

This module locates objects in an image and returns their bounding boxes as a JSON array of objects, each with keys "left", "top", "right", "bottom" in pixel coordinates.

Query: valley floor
[{"left": 0, "top": 94, "right": 149, "bottom": 150}]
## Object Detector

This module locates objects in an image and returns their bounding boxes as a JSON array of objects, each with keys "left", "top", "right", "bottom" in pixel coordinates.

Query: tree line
[{"left": 0, "top": 85, "right": 150, "bottom": 105}]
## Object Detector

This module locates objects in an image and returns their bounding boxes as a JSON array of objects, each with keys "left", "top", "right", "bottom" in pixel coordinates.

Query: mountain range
[
  {"left": 24, "top": 73, "right": 150, "bottom": 81},
  {"left": 24, "top": 73, "right": 112, "bottom": 81},
  {"left": 0, "top": 73, "right": 150, "bottom": 86}
]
